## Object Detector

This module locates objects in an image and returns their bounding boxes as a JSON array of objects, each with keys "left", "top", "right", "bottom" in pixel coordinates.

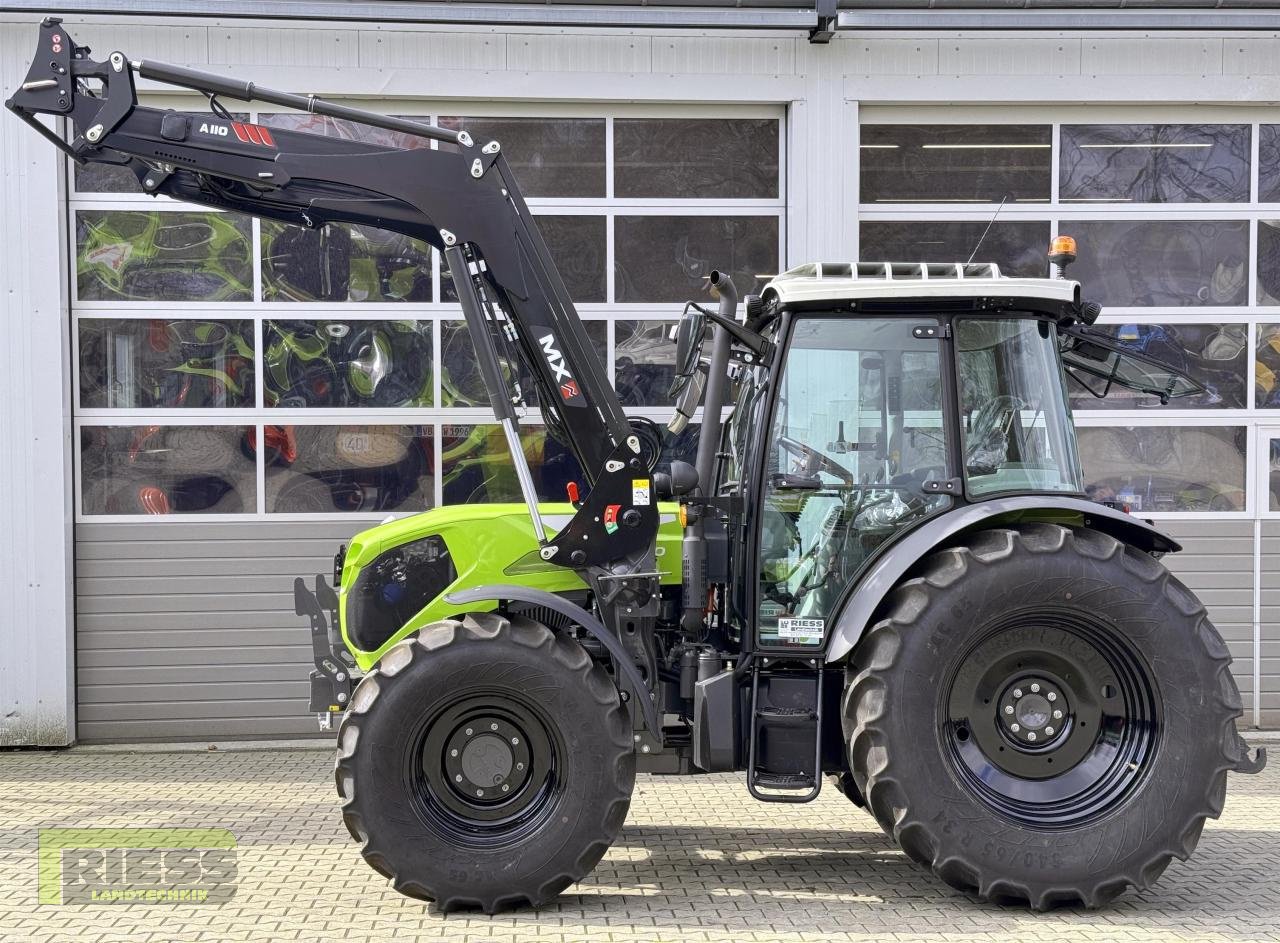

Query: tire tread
[{"left": 845, "top": 524, "right": 1244, "bottom": 909}]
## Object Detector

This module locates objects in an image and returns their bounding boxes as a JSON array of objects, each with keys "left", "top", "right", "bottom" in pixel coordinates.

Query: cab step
[
  {"left": 746, "top": 658, "right": 825, "bottom": 803},
  {"left": 751, "top": 771, "right": 816, "bottom": 790},
  {"left": 756, "top": 705, "right": 816, "bottom": 725}
]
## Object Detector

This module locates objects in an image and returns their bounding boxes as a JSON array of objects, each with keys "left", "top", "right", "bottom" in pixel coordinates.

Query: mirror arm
[{"left": 701, "top": 307, "right": 772, "bottom": 362}]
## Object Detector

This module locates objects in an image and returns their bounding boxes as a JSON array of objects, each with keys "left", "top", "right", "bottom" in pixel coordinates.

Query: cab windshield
[{"left": 955, "top": 317, "right": 1083, "bottom": 497}]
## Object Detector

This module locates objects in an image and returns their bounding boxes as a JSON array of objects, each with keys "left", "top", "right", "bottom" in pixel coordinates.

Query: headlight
[{"left": 347, "top": 535, "right": 456, "bottom": 652}]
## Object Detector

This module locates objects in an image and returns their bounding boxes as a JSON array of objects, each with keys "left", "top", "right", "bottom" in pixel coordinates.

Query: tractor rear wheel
[
  {"left": 843, "top": 524, "right": 1243, "bottom": 909},
  {"left": 335, "top": 612, "right": 634, "bottom": 912}
]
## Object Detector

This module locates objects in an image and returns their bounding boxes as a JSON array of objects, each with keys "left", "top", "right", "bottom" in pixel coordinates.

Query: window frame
[
  {"left": 858, "top": 105, "right": 1270, "bottom": 520},
  {"left": 69, "top": 99, "right": 786, "bottom": 522}
]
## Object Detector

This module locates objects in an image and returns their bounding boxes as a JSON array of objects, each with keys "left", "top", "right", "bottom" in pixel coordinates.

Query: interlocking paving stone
[{"left": 0, "top": 747, "right": 1275, "bottom": 942}]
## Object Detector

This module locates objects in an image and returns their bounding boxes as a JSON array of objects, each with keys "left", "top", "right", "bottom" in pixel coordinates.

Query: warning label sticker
[
  {"left": 631, "top": 479, "right": 651, "bottom": 506},
  {"left": 777, "top": 618, "right": 825, "bottom": 643}
]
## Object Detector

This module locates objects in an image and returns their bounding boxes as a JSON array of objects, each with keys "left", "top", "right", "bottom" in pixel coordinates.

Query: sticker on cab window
[{"left": 777, "top": 617, "right": 825, "bottom": 643}]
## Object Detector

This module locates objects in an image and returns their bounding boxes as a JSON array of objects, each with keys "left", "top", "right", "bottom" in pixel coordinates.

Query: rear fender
[{"left": 825, "top": 496, "right": 1180, "bottom": 664}]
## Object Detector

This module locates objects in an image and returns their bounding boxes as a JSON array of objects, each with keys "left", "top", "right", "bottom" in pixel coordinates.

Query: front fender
[
  {"left": 444, "top": 584, "right": 662, "bottom": 737},
  {"left": 824, "top": 497, "right": 1179, "bottom": 664}
]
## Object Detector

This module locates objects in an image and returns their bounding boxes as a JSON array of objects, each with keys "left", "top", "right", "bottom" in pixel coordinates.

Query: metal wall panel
[
  {"left": 1080, "top": 37, "right": 1225, "bottom": 76},
  {"left": 848, "top": 37, "right": 939, "bottom": 76},
  {"left": 0, "top": 23, "right": 74, "bottom": 746},
  {"left": 74, "top": 521, "right": 363, "bottom": 741},
  {"left": 937, "top": 37, "right": 1082, "bottom": 76},
  {"left": 651, "top": 35, "right": 796, "bottom": 76},
  {"left": 1160, "top": 521, "right": 1258, "bottom": 726},
  {"left": 60, "top": 22, "right": 211, "bottom": 63},
  {"left": 356, "top": 28, "right": 506, "bottom": 71},
  {"left": 1258, "top": 522, "right": 1280, "bottom": 728},
  {"left": 1224, "top": 37, "right": 1280, "bottom": 76},
  {"left": 506, "top": 33, "right": 652, "bottom": 73},
  {"left": 208, "top": 26, "right": 360, "bottom": 67}
]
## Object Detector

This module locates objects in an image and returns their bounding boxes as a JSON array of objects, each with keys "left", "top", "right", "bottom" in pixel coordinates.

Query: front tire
[
  {"left": 843, "top": 524, "right": 1243, "bottom": 909},
  {"left": 335, "top": 612, "right": 635, "bottom": 912}
]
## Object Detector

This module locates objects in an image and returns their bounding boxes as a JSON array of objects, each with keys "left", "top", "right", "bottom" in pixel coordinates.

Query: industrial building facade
[{"left": 2, "top": 3, "right": 1278, "bottom": 743}]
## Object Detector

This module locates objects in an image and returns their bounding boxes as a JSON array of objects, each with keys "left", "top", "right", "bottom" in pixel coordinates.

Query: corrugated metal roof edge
[{"left": 3, "top": 0, "right": 1280, "bottom": 30}]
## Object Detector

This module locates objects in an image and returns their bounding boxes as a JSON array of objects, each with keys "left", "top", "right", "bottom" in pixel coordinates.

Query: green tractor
[{"left": 9, "top": 18, "right": 1264, "bottom": 915}]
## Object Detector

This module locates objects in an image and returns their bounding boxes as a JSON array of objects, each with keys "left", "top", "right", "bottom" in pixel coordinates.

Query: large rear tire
[
  {"left": 335, "top": 611, "right": 635, "bottom": 912},
  {"left": 843, "top": 524, "right": 1244, "bottom": 909}
]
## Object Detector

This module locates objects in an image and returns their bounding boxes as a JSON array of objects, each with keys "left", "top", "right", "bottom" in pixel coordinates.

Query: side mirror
[
  {"left": 667, "top": 362, "right": 707, "bottom": 435},
  {"left": 668, "top": 307, "right": 707, "bottom": 398}
]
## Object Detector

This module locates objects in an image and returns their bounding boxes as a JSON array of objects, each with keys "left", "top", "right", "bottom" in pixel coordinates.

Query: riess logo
[
  {"left": 39, "top": 828, "right": 237, "bottom": 905},
  {"left": 539, "top": 333, "right": 581, "bottom": 403}
]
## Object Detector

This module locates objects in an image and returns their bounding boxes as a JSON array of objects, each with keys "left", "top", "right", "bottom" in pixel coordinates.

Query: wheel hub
[
  {"left": 442, "top": 716, "right": 531, "bottom": 802},
  {"left": 942, "top": 611, "right": 1161, "bottom": 829},
  {"left": 998, "top": 677, "right": 1068, "bottom": 746}
]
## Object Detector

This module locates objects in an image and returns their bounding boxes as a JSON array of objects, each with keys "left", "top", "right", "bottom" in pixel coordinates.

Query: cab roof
[{"left": 762, "top": 262, "right": 1081, "bottom": 308}]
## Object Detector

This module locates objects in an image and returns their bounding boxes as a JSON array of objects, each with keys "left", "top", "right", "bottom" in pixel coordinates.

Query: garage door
[{"left": 71, "top": 103, "right": 785, "bottom": 740}]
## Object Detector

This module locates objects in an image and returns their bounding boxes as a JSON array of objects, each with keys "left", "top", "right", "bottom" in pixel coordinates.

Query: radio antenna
[{"left": 966, "top": 193, "right": 1010, "bottom": 266}]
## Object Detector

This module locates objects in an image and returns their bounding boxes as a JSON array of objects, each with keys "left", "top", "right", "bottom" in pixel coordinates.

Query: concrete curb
[{"left": 68, "top": 738, "right": 335, "bottom": 754}]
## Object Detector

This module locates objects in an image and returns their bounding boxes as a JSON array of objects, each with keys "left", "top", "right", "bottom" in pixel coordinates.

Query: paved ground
[{"left": 0, "top": 745, "right": 1276, "bottom": 943}]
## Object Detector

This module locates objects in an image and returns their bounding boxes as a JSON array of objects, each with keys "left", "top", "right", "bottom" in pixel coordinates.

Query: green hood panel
[{"left": 339, "top": 502, "right": 681, "bottom": 670}]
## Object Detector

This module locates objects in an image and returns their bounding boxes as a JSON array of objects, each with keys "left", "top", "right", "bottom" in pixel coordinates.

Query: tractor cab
[{"left": 670, "top": 259, "right": 1204, "bottom": 653}]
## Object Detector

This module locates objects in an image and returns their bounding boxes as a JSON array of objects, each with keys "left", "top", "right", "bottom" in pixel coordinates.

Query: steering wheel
[
  {"left": 967, "top": 394, "right": 1030, "bottom": 469},
  {"left": 777, "top": 434, "right": 856, "bottom": 488}
]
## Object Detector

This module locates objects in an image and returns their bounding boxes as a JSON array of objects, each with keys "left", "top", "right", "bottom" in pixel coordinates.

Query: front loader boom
[{"left": 7, "top": 16, "right": 656, "bottom": 572}]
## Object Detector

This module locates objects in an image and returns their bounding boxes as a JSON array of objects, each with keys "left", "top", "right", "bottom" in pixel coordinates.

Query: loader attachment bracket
[{"left": 295, "top": 575, "right": 355, "bottom": 729}]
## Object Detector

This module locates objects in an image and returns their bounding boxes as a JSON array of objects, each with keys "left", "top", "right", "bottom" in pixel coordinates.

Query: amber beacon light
[{"left": 1048, "top": 235, "right": 1077, "bottom": 279}]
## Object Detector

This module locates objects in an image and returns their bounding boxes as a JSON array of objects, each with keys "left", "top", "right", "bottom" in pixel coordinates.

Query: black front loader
[
  {"left": 9, "top": 19, "right": 668, "bottom": 750},
  {"left": 8, "top": 17, "right": 654, "bottom": 562}
]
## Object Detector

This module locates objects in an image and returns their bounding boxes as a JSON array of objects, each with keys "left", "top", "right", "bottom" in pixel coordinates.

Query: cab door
[{"left": 752, "top": 316, "right": 953, "bottom": 650}]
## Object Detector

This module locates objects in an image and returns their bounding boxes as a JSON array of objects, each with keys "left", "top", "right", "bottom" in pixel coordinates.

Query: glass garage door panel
[{"left": 71, "top": 105, "right": 785, "bottom": 522}]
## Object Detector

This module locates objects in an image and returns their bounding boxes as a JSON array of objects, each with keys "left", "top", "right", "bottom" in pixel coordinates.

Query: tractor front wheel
[
  {"left": 335, "top": 612, "right": 635, "bottom": 912},
  {"left": 843, "top": 524, "right": 1243, "bottom": 908}
]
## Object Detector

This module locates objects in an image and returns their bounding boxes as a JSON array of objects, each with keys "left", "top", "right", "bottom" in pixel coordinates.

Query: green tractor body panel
[{"left": 339, "top": 502, "right": 682, "bottom": 670}]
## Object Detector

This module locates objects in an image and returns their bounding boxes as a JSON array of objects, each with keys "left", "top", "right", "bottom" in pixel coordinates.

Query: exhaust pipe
[
  {"left": 682, "top": 270, "right": 737, "bottom": 635},
  {"left": 693, "top": 271, "right": 737, "bottom": 494}
]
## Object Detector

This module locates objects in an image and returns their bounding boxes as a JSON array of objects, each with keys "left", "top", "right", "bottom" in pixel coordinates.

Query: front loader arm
[{"left": 7, "top": 17, "right": 656, "bottom": 571}]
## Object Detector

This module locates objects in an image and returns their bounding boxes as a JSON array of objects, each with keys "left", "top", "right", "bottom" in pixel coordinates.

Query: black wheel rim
[
  {"left": 407, "top": 691, "right": 564, "bottom": 848},
  {"left": 940, "top": 608, "right": 1161, "bottom": 829}
]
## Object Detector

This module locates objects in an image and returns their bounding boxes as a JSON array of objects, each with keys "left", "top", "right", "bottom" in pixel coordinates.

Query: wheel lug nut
[
  {"left": 455, "top": 774, "right": 463, "bottom": 783},
  {"left": 502, "top": 784, "right": 510, "bottom": 792},
  {"left": 490, "top": 723, "right": 498, "bottom": 731},
  {"left": 511, "top": 737, "right": 519, "bottom": 745},
  {"left": 1013, "top": 688, "right": 1023, "bottom": 698},
  {"left": 476, "top": 789, "right": 483, "bottom": 797},
  {"left": 1004, "top": 705, "right": 1014, "bottom": 715},
  {"left": 1047, "top": 692, "right": 1057, "bottom": 702},
  {"left": 465, "top": 727, "right": 473, "bottom": 736},
  {"left": 1011, "top": 723, "right": 1020, "bottom": 732},
  {"left": 1045, "top": 726, "right": 1054, "bottom": 736},
  {"left": 516, "top": 762, "right": 524, "bottom": 771},
  {"left": 1053, "top": 709, "right": 1062, "bottom": 719},
  {"left": 1027, "top": 731, "right": 1037, "bottom": 741},
  {"left": 450, "top": 748, "right": 458, "bottom": 757},
  {"left": 1030, "top": 683, "right": 1040, "bottom": 693}
]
